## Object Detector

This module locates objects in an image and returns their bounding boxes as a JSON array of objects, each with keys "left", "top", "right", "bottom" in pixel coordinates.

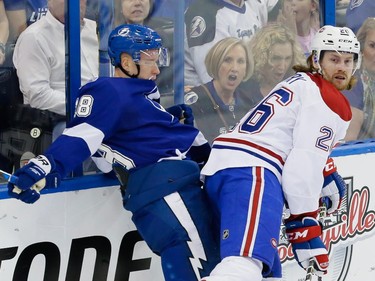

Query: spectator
[
  {"left": 114, "top": 0, "right": 172, "bottom": 44},
  {"left": 114, "top": 0, "right": 152, "bottom": 26},
  {"left": 114, "top": 0, "right": 174, "bottom": 28},
  {"left": 344, "top": 17, "right": 375, "bottom": 141},
  {"left": 3, "top": 0, "right": 47, "bottom": 43},
  {"left": 200, "top": 25, "right": 359, "bottom": 281},
  {"left": 185, "top": 37, "right": 254, "bottom": 144},
  {"left": 0, "top": 0, "right": 9, "bottom": 65},
  {"left": 184, "top": 0, "right": 276, "bottom": 87},
  {"left": 346, "top": 0, "right": 375, "bottom": 35},
  {"left": 8, "top": 24, "right": 220, "bottom": 281},
  {"left": 12, "top": 0, "right": 98, "bottom": 121},
  {"left": 277, "top": 0, "right": 320, "bottom": 57},
  {"left": 239, "top": 23, "right": 305, "bottom": 103}
]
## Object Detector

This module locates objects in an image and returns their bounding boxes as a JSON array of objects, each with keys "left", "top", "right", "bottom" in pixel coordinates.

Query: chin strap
[{"left": 118, "top": 63, "right": 140, "bottom": 78}]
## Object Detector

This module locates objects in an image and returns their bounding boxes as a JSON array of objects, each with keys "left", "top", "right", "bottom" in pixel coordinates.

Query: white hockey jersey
[
  {"left": 184, "top": 0, "right": 269, "bottom": 86},
  {"left": 201, "top": 72, "right": 352, "bottom": 215}
]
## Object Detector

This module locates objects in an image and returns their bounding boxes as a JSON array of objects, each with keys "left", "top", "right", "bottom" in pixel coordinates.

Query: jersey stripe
[
  {"left": 215, "top": 137, "right": 284, "bottom": 165},
  {"left": 212, "top": 136, "right": 284, "bottom": 175},
  {"left": 241, "top": 167, "right": 264, "bottom": 256}
]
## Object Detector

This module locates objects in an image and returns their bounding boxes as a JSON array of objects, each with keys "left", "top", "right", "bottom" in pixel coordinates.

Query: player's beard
[{"left": 322, "top": 70, "right": 350, "bottom": 91}]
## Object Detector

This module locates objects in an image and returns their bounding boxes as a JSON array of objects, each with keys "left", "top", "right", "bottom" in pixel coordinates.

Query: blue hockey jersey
[{"left": 45, "top": 77, "right": 209, "bottom": 177}]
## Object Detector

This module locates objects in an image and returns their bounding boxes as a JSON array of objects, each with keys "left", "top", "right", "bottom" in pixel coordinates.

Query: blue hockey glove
[
  {"left": 321, "top": 158, "right": 346, "bottom": 214},
  {"left": 285, "top": 216, "right": 329, "bottom": 276},
  {"left": 14, "top": 188, "right": 41, "bottom": 204},
  {"left": 166, "top": 104, "right": 194, "bottom": 126},
  {"left": 7, "top": 155, "right": 61, "bottom": 204}
]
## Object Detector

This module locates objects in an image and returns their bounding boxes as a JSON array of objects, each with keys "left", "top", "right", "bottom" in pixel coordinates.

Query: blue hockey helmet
[{"left": 108, "top": 24, "right": 169, "bottom": 67}]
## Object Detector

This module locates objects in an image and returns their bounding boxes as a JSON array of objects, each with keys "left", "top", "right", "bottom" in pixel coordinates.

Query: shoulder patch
[
  {"left": 190, "top": 16, "right": 207, "bottom": 38},
  {"left": 185, "top": 0, "right": 222, "bottom": 48}
]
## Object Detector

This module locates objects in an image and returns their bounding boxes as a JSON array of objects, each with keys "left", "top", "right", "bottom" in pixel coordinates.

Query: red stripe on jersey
[
  {"left": 215, "top": 137, "right": 285, "bottom": 165},
  {"left": 242, "top": 167, "right": 263, "bottom": 256}
]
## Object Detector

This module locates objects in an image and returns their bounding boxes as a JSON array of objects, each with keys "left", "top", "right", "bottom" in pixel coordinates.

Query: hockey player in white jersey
[
  {"left": 7, "top": 24, "right": 220, "bottom": 280},
  {"left": 200, "top": 25, "right": 360, "bottom": 280}
]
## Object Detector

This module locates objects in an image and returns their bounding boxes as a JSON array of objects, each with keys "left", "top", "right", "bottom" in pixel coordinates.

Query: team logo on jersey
[
  {"left": 350, "top": 0, "right": 364, "bottom": 10},
  {"left": 190, "top": 16, "right": 206, "bottom": 38}
]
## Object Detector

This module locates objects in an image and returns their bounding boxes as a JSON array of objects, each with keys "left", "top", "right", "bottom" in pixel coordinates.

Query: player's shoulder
[
  {"left": 80, "top": 76, "right": 110, "bottom": 88},
  {"left": 306, "top": 73, "right": 352, "bottom": 121},
  {"left": 79, "top": 77, "right": 156, "bottom": 98},
  {"left": 79, "top": 77, "right": 119, "bottom": 99},
  {"left": 277, "top": 72, "right": 312, "bottom": 92}
]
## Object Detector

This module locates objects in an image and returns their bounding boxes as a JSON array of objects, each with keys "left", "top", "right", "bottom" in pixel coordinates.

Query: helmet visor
[{"left": 138, "top": 48, "right": 170, "bottom": 67}]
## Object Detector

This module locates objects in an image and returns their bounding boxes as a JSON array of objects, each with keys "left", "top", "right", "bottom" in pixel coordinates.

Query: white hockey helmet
[{"left": 311, "top": 25, "right": 361, "bottom": 74}]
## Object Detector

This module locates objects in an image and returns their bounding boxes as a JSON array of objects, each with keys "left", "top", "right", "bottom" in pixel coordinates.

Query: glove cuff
[
  {"left": 15, "top": 155, "right": 55, "bottom": 190},
  {"left": 323, "top": 157, "right": 337, "bottom": 176},
  {"left": 285, "top": 217, "right": 323, "bottom": 243},
  {"left": 28, "top": 155, "right": 55, "bottom": 174},
  {"left": 287, "top": 210, "right": 319, "bottom": 222}
]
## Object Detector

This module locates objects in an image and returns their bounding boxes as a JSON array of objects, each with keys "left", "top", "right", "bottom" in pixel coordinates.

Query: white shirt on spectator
[{"left": 13, "top": 10, "right": 98, "bottom": 116}]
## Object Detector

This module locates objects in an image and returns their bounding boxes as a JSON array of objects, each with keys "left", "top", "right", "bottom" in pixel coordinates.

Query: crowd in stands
[
  {"left": 1, "top": 0, "right": 375, "bottom": 174},
  {"left": 185, "top": 37, "right": 254, "bottom": 143}
]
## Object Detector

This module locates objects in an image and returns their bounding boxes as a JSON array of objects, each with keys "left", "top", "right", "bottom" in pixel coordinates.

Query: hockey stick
[
  {"left": 0, "top": 169, "right": 41, "bottom": 194},
  {"left": 0, "top": 169, "right": 18, "bottom": 185},
  {"left": 0, "top": 169, "right": 23, "bottom": 194},
  {"left": 305, "top": 204, "right": 327, "bottom": 281}
]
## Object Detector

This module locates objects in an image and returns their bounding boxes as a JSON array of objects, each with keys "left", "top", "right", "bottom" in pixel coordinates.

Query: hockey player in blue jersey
[
  {"left": 199, "top": 25, "right": 360, "bottom": 280},
  {"left": 7, "top": 24, "right": 220, "bottom": 280}
]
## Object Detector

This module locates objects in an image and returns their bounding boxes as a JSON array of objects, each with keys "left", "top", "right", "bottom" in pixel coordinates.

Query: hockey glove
[
  {"left": 321, "top": 158, "right": 346, "bottom": 214},
  {"left": 7, "top": 155, "right": 61, "bottom": 204},
  {"left": 166, "top": 104, "right": 194, "bottom": 126},
  {"left": 285, "top": 216, "right": 329, "bottom": 276}
]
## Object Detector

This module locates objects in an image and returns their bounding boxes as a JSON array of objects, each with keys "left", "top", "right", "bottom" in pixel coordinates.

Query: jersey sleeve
[
  {"left": 186, "top": 131, "right": 211, "bottom": 166},
  {"left": 45, "top": 80, "right": 123, "bottom": 176}
]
